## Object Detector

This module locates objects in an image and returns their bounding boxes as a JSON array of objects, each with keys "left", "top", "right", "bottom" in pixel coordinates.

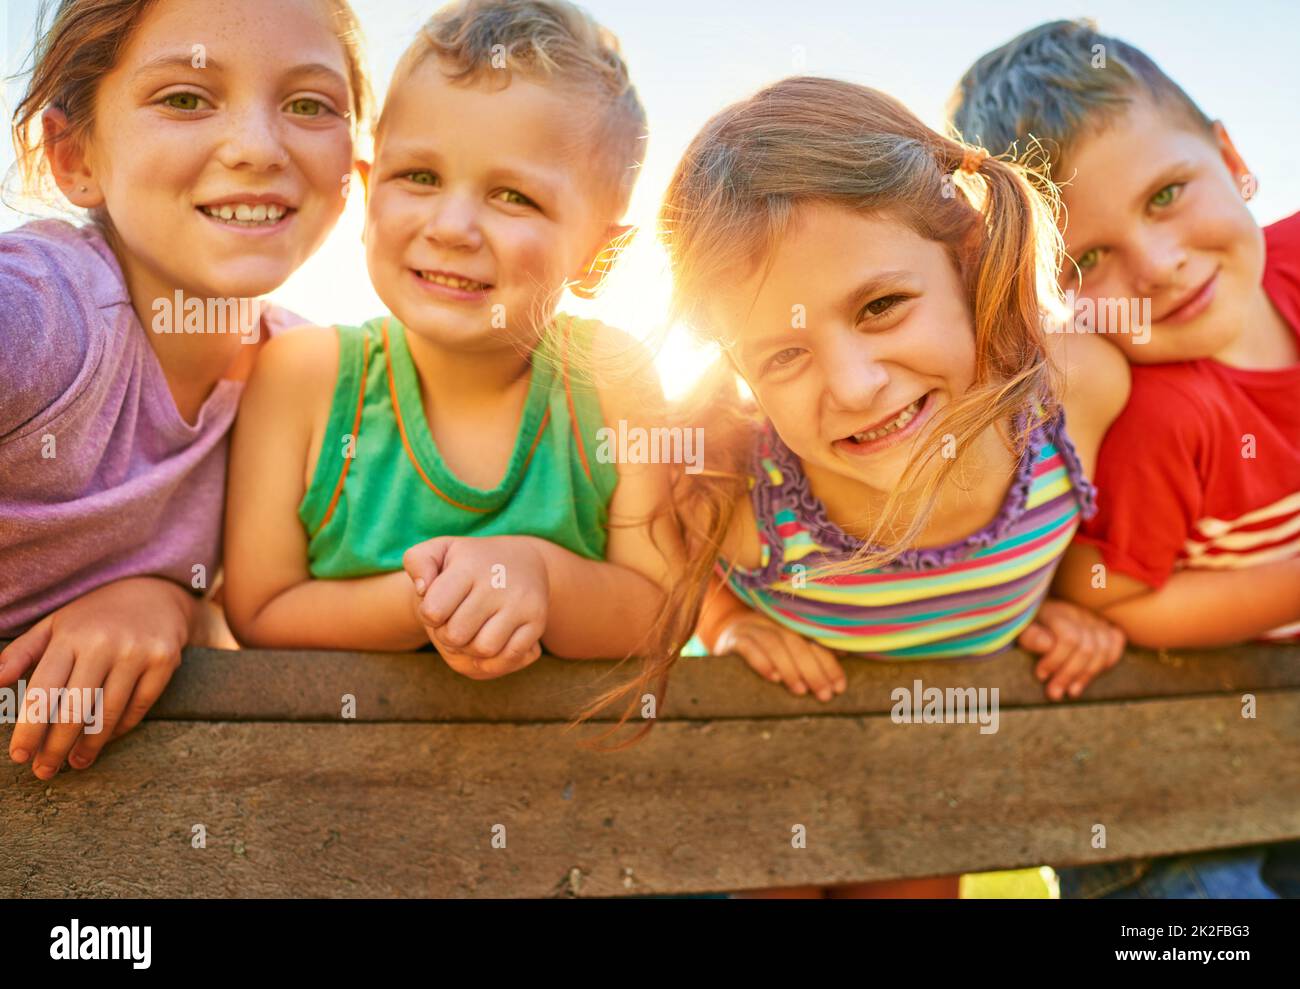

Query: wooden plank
[
  {"left": 5, "top": 640, "right": 1298, "bottom": 723},
  {"left": 3, "top": 691, "right": 1297, "bottom": 897},
  {"left": 131, "top": 642, "right": 1300, "bottom": 722}
]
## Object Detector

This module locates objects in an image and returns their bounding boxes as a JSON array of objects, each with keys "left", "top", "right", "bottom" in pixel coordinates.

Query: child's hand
[
  {"left": 1018, "top": 598, "right": 1125, "bottom": 701},
  {"left": 403, "top": 536, "right": 548, "bottom": 679},
  {"left": 0, "top": 577, "right": 192, "bottom": 779},
  {"left": 716, "top": 612, "right": 846, "bottom": 702}
]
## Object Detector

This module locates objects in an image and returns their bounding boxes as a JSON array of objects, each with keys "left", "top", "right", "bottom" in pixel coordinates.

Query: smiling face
[
  {"left": 365, "top": 58, "right": 614, "bottom": 352},
  {"left": 1058, "top": 96, "right": 1262, "bottom": 364},
  {"left": 711, "top": 203, "right": 977, "bottom": 494},
  {"left": 78, "top": 0, "right": 354, "bottom": 305}
]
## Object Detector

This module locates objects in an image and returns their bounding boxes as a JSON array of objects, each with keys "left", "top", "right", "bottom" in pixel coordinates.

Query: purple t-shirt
[{"left": 0, "top": 219, "right": 298, "bottom": 637}]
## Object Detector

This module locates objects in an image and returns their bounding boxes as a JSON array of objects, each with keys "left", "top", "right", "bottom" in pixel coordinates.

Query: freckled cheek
[
  {"left": 297, "top": 134, "right": 354, "bottom": 212},
  {"left": 101, "top": 126, "right": 202, "bottom": 209}
]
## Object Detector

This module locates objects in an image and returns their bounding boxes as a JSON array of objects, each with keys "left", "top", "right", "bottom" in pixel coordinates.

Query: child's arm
[
  {"left": 696, "top": 572, "right": 755, "bottom": 652},
  {"left": 1008, "top": 330, "right": 1131, "bottom": 698},
  {"left": 1048, "top": 332, "right": 1300, "bottom": 647},
  {"left": 682, "top": 497, "right": 845, "bottom": 701},
  {"left": 222, "top": 326, "right": 427, "bottom": 651},
  {"left": 1054, "top": 544, "right": 1300, "bottom": 648},
  {"left": 544, "top": 324, "right": 685, "bottom": 657}
]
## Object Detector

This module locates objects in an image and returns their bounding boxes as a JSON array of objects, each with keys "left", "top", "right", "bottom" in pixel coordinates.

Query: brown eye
[
  {"left": 763, "top": 347, "right": 806, "bottom": 374},
  {"left": 860, "top": 294, "right": 904, "bottom": 319}
]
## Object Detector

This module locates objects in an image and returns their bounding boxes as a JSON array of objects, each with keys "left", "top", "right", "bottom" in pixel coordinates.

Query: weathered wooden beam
[
  {"left": 138, "top": 641, "right": 1300, "bottom": 722},
  {"left": 2, "top": 690, "right": 1296, "bottom": 897}
]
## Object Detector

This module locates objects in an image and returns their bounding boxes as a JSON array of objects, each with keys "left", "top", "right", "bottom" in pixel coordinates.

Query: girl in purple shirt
[{"left": 0, "top": 0, "right": 370, "bottom": 779}]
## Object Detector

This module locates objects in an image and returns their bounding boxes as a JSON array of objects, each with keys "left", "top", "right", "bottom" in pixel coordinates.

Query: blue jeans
[
  {"left": 1261, "top": 839, "right": 1300, "bottom": 897},
  {"left": 1058, "top": 845, "right": 1292, "bottom": 899}
]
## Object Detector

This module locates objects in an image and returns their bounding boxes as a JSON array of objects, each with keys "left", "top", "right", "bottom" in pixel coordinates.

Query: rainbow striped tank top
[{"left": 721, "top": 412, "right": 1097, "bottom": 659}]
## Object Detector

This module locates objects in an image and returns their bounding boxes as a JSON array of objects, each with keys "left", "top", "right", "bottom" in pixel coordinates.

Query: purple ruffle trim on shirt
[
  {"left": 729, "top": 408, "right": 1097, "bottom": 591},
  {"left": 1048, "top": 409, "right": 1098, "bottom": 522}
]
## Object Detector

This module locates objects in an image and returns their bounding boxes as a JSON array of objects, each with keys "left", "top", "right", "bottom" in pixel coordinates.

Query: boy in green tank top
[{"left": 223, "top": 0, "right": 679, "bottom": 676}]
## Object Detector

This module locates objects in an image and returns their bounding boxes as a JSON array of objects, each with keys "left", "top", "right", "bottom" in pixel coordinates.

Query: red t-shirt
[{"left": 1077, "top": 211, "right": 1300, "bottom": 639}]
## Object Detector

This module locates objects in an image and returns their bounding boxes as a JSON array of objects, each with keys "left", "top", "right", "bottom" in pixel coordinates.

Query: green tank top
[{"left": 298, "top": 313, "right": 619, "bottom": 578}]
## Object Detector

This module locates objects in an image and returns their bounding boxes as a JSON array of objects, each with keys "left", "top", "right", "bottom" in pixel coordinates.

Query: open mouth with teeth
[
  {"left": 842, "top": 393, "right": 930, "bottom": 447},
  {"left": 199, "top": 203, "right": 292, "bottom": 227},
  {"left": 415, "top": 270, "right": 493, "bottom": 293}
]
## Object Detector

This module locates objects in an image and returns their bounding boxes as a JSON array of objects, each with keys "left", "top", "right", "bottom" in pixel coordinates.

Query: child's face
[
  {"left": 82, "top": 0, "right": 354, "bottom": 301},
  {"left": 713, "top": 204, "right": 977, "bottom": 493},
  {"left": 1058, "top": 96, "right": 1261, "bottom": 364},
  {"left": 365, "top": 60, "right": 614, "bottom": 352}
]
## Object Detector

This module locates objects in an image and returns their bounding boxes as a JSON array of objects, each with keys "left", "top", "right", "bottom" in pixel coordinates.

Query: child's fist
[
  {"left": 717, "top": 612, "right": 846, "bottom": 702},
  {"left": 1019, "top": 598, "right": 1125, "bottom": 700},
  {"left": 403, "top": 535, "right": 549, "bottom": 679}
]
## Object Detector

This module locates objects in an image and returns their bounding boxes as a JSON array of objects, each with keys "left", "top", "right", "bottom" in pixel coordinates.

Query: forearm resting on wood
[
  {"left": 532, "top": 540, "right": 667, "bottom": 660},
  {"left": 1102, "top": 557, "right": 1300, "bottom": 648},
  {"left": 228, "top": 570, "right": 425, "bottom": 652}
]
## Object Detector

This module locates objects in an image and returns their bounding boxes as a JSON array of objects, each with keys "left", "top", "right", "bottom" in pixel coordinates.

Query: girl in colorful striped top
[
  {"left": 725, "top": 407, "right": 1099, "bottom": 661},
  {"left": 582, "top": 80, "right": 1133, "bottom": 893}
]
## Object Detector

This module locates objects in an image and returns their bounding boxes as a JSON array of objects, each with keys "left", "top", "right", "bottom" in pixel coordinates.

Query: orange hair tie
[{"left": 960, "top": 147, "right": 989, "bottom": 174}]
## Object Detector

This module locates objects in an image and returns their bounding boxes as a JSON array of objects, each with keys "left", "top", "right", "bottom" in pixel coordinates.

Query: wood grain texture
[{"left": 3, "top": 691, "right": 1297, "bottom": 897}]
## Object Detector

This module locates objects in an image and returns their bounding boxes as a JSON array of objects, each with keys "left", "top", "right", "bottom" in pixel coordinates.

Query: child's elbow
[{"left": 221, "top": 589, "right": 272, "bottom": 649}]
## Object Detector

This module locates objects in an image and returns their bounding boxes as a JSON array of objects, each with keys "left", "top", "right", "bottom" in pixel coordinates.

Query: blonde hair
[
  {"left": 8, "top": 0, "right": 372, "bottom": 212},
  {"left": 378, "top": 0, "right": 646, "bottom": 219},
  {"left": 576, "top": 76, "right": 1066, "bottom": 747}
]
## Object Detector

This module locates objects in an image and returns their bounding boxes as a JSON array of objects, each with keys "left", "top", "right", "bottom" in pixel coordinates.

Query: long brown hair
[
  {"left": 8, "top": 0, "right": 372, "bottom": 210},
  {"left": 574, "top": 76, "right": 1065, "bottom": 748}
]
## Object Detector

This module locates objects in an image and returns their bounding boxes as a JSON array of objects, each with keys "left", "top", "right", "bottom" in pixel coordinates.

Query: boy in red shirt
[{"left": 950, "top": 20, "right": 1299, "bottom": 898}]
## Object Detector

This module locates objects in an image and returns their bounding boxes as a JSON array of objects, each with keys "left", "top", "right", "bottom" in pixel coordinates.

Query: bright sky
[{"left": 4, "top": 0, "right": 1298, "bottom": 395}]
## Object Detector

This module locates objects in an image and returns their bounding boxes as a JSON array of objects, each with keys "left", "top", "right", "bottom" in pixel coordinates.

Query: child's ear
[
  {"left": 354, "top": 159, "right": 372, "bottom": 203},
  {"left": 1212, "top": 121, "right": 1257, "bottom": 201},
  {"left": 570, "top": 223, "right": 636, "bottom": 300},
  {"left": 41, "top": 107, "right": 101, "bottom": 209},
  {"left": 353, "top": 160, "right": 372, "bottom": 246}
]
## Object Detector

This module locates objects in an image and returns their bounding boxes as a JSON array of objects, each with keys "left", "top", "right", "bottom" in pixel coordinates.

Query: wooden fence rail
[{"left": 2, "top": 643, "right": 1298, "bottom": 897}]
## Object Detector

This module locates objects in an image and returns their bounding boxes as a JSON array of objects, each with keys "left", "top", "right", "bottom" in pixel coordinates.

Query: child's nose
[
  {"left": 821, "top": 337, "right": 889, "bottom": 412},
  {"left": 422, "top": 194, "right": 483, "bottom": 252},
  {"left": 1130, "top": 227, "right": 1188, "bottom": 296},
  {"left": 216, "top": 104, "right": 290, "bottom": 172}
]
